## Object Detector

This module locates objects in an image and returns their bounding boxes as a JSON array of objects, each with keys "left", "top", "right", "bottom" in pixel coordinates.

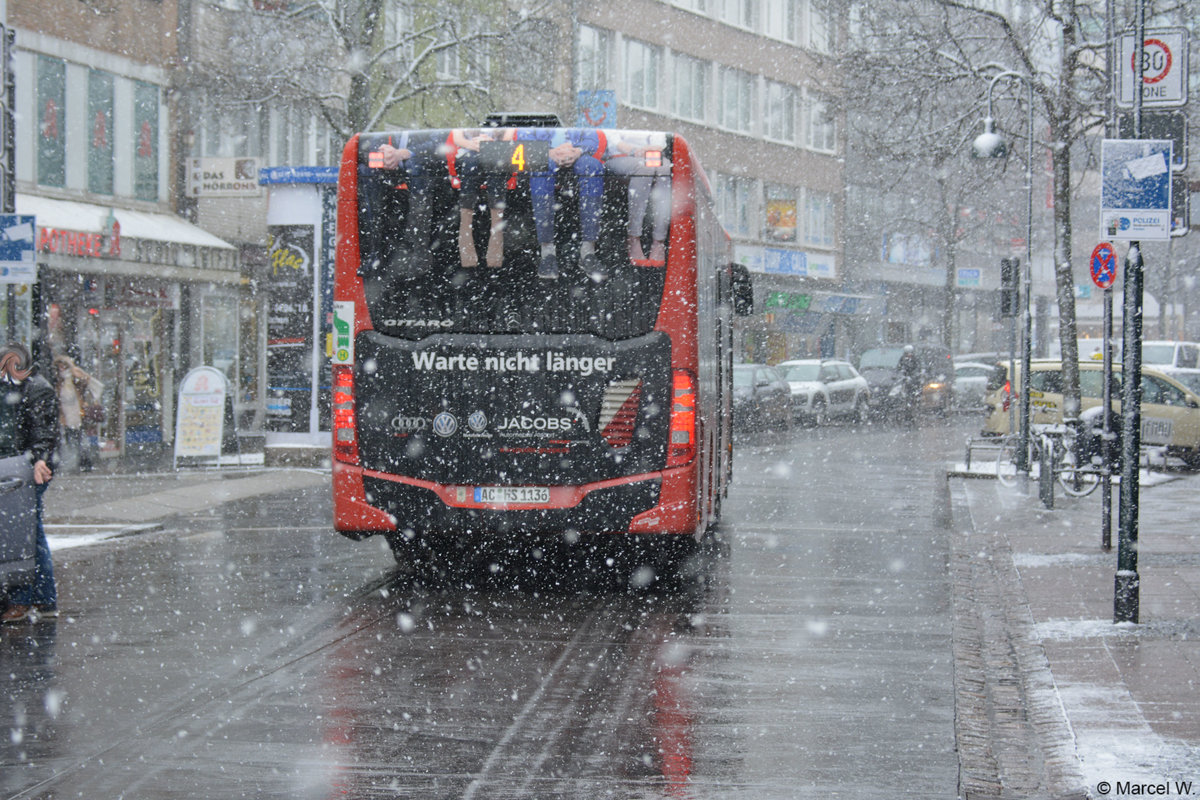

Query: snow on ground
[
  {"left": 1033, "top": 619, "right": 1200, "bottom": 796},
  {"left": 46, "top": 523, "right": 160, "bottom": 550}
]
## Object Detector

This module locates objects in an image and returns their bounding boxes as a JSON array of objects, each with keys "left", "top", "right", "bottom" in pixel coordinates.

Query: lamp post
[{"left": 973, "top": 71, "right": 1034, "bottom": 474}]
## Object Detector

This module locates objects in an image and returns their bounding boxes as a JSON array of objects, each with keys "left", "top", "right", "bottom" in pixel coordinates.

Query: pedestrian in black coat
[{"left": 0, "top": 342, "right": 60, "bottom": 623}]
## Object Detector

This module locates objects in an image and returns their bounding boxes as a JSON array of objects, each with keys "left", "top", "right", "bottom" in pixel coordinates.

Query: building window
[
  {"left": 576, "top": 25, "right": 611, "bottom": 91},
  {"left": 622, "top": 37, "right": 662, "bottom": 110},
  {"left": 87, "top": 70, "right": 115, "bottom": 196},
  {"left": 37, "top": 56, "right": 66, "bottom": 188},
  {"left": 133, "top": 82, "right": 159, "bottom": 201},
  {"left": 671, "top": 53, "right": 708, "bottom": 122},
  {"left": 201, "top": 101, "right": 262, "bottom": 159},
  {"left": 715, "top": 172, "right": 754, "bottom": 237},
  {"left": 805, "top": 189, "right": 835, "bottom": 248},
  {"left": 806, "top": 93, "right": 837, "bottom": 152},
  {"left": 717, "top": 67, "right": 754, "bottom": 134},
  {"left": 435, "top": 19, "right": 492, "bottom": 83},
  {"left": 805, "top": 0, "right": 834, "bottom": 53},
  {"left": 383, "top": 0, "right": 413, "bottom": 60},
  {"left": 716, "top": 0, "right": 754, "bottom": 29},
  {"left": 436, "top": 32, "right": 460, "bottom": 81},
  {"left": 202, "top": 294, "right": 239, "bottom": 386},
  {"left": 273, "top": 105, "right": 305, "bottom": 164},
  {"left": 764, "top": 80, "right": 795, "bottom": 143},
  {"left": 672, "top": 0, "right": 707, "bottom": 15},
  {"left": 763, "top": 0, "right": 795, "bottom": 41}
]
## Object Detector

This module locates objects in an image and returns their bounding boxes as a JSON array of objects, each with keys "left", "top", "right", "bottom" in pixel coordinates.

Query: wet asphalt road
[{"left": 2, "top": 417, "right": 972, "bottom": 799}]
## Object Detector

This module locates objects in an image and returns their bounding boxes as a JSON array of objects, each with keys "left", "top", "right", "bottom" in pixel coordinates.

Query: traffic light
[{"left": 1000, "top": 257, "right": 1020, "bottom": 317}]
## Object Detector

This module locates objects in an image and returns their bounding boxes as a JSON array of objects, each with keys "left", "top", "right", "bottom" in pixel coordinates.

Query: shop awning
[
  {"left": 16, "top": 194, "right": 235, "bottom": 250},
  {"left": 16, "top": 193, "right": 240, "bottom": 284}
]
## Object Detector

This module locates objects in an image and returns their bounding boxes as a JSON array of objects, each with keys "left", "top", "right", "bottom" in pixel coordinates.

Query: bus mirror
[{"left": 731, "top": 263, "right": 754, "bottom": 316}]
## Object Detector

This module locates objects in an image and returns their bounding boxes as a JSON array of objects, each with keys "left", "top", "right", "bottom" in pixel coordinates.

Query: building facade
[{"left": 8, "top": 0, "right": 246, "bottom": 464}]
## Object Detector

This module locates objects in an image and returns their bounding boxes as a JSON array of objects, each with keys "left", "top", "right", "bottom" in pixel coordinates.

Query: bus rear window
[{"left": 355, "top": 128, "right": 674, "bottom": 341}]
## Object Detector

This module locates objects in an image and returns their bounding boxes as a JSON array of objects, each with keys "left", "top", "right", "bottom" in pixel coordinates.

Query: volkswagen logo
[
  {"left": 432, "top": 412, "right": 458, "bottom": 437},
  {"left": 467, "top": 410, "right": 488, "bottom": 432}
]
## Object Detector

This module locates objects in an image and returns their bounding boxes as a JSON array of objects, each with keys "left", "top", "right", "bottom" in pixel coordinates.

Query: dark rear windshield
[{"left": 355, "top": 128, "right": 675, "bottom": 341}]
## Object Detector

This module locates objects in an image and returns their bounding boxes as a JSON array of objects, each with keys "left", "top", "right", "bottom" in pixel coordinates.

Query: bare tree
[
  {"left": 191, "top": 0, "right": 551, "bottom": 140},
  {"left": 839, "top": 0, "right": 1114, "bottom": 420}
]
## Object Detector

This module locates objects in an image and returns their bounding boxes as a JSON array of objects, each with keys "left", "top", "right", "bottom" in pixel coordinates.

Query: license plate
[{"left": 473, "top": 486, "right": 551, "bottom": 505}]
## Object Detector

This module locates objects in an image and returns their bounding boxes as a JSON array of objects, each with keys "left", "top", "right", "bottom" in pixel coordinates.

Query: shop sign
[
  {"left": 188, "top": 157, "right": 262, "bottom": 198},
  {"left": 37, "top": 222, "right": 121, "bottom": 259},
  {"left": 764, "top": 291, "right": 812, "bottom": 312}
]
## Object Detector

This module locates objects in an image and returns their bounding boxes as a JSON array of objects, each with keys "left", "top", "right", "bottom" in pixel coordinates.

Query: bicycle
[{"left": 995, "top": 423, "right": 1104, "bottom": 497}]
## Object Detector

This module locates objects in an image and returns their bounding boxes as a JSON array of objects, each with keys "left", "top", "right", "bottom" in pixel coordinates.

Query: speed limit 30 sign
[{"left": 1116, "top": 29, "right": 1188, "bottom": 108}]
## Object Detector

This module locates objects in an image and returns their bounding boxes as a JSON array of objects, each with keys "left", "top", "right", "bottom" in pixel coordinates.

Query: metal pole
[
  {"left": 1101, "top": 286, "right": 1113, "bottom": 551},
  {"left": 1116, "top": 242, "right": 1142, "bottom": 622},
  {"left": 1100, "top": 0, "right": 1115, "bottom": 552},
  {"left": 1019, "top": 79, "right": 1034, "bottom": 478},
  {"left": 1115, "top": 1, "right": 1146, "bottom": 624}
]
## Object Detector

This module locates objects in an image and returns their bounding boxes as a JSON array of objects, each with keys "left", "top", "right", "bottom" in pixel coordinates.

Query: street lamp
[{"left": 973, "top": 70, "right": 1034, "bottom": 474}]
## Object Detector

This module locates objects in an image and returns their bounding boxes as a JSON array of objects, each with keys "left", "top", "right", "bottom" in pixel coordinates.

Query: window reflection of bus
[{"left": 330, "top": 118, "right": 751, "bottom": 570}]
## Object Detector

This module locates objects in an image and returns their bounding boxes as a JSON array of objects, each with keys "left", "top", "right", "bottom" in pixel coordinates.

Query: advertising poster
[
  {"left": 266, "top": 224, "right": 314, "bottom": 432},
  {"left": 765, "top": 198, "right": 797, "bottom": 242}
]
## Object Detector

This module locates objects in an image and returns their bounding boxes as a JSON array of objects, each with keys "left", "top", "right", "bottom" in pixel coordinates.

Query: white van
[{"left": 1141, "top": 340, "right": 1200, "bottom": 374}]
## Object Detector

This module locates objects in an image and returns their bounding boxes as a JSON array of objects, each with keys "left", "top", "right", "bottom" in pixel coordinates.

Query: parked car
[
  {"left": 776, "top": 359, "right": 870, "bottom": 425},
  {"left": 981, "top": 359, "right": 1200, "bottom": 467},
  {"left": 857, "top": 343, "right": 954, "bottom": 419},
  {"left": 952, "top": 361, "right": 1001, "bottom": 410},
  {"left": 733, "top": 363, "right": 793, "bottom": 432}
]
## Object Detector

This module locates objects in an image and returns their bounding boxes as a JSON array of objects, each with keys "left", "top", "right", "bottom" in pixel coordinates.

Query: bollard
[{"left": 1039, "top": 436, "right": 1054, "bottom": 509}]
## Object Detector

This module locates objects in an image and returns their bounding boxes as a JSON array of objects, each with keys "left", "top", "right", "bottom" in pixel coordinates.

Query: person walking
[
  {"left": 53, "top": 353, "right": 100, "bottom": 472},
  {"left": 1, "top": 342, "right": 60, "bottom": 623}
]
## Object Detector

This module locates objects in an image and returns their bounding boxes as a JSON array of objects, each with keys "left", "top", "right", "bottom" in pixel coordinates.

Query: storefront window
[{"left": 202, "top": 294, "right": 239, "bottom": 386}]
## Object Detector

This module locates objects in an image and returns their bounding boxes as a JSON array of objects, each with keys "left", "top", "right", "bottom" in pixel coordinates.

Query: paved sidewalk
[
  {"left": 951, "top": 469, "right": 1200, "bottom": 799},
  {"left": 41, "top": 466, "right": 329, "bottom": 547}
]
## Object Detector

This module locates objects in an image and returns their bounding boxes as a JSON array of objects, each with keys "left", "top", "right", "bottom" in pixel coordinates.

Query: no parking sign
[{"left": 1090, "top": 242, "right": 1118, "bottom": 290}]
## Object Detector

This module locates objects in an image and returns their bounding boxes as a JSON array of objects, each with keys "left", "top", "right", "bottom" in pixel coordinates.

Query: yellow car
[{"left": 982, "top": 359, "right": 1200, "bottom": 467}]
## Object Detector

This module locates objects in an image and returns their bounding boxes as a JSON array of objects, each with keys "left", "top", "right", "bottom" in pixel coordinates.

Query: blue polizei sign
[
  {"left": 1100, "top": 139, "right": 1173, "bottom": 241},
  {"left": 0, "top": 215, "right": 37, "bottom": 284}
]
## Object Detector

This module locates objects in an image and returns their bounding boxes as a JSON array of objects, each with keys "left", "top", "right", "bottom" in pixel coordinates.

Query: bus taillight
[
  {"left": 332, "top": 366, "right": 358, "bottom": 464},
  {"left": 668, "top": 370, "right": 697, "bottom": 467}
]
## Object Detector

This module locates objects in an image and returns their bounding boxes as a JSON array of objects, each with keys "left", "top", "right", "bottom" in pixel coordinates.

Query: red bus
[{"left": 331, "top": 119, "right": 749, "bottom": 566}]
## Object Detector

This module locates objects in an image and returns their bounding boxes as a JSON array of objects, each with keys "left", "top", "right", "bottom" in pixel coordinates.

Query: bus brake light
[
  {"left": 332, "top": 366, "right": 358, "bottom": 464},
  {"left": 668, "top": 370, "right": 696, "bottom": 467}
]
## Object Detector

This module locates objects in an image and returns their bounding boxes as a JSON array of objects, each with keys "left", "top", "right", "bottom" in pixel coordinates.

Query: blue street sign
[
  {"left": 0, "top": 215, "right": 37, "bottom": 284},
  {"left": 1100, "top": 139, "right": 1173, "bottom": 240}
]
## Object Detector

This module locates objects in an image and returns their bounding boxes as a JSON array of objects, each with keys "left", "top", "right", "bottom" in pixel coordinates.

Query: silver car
[
  {"left": 952, "top": 361, "right": 1000, "bottom": 410},
  {"left": 777, "top": 359, "right": 871, "bottom": 425}
]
